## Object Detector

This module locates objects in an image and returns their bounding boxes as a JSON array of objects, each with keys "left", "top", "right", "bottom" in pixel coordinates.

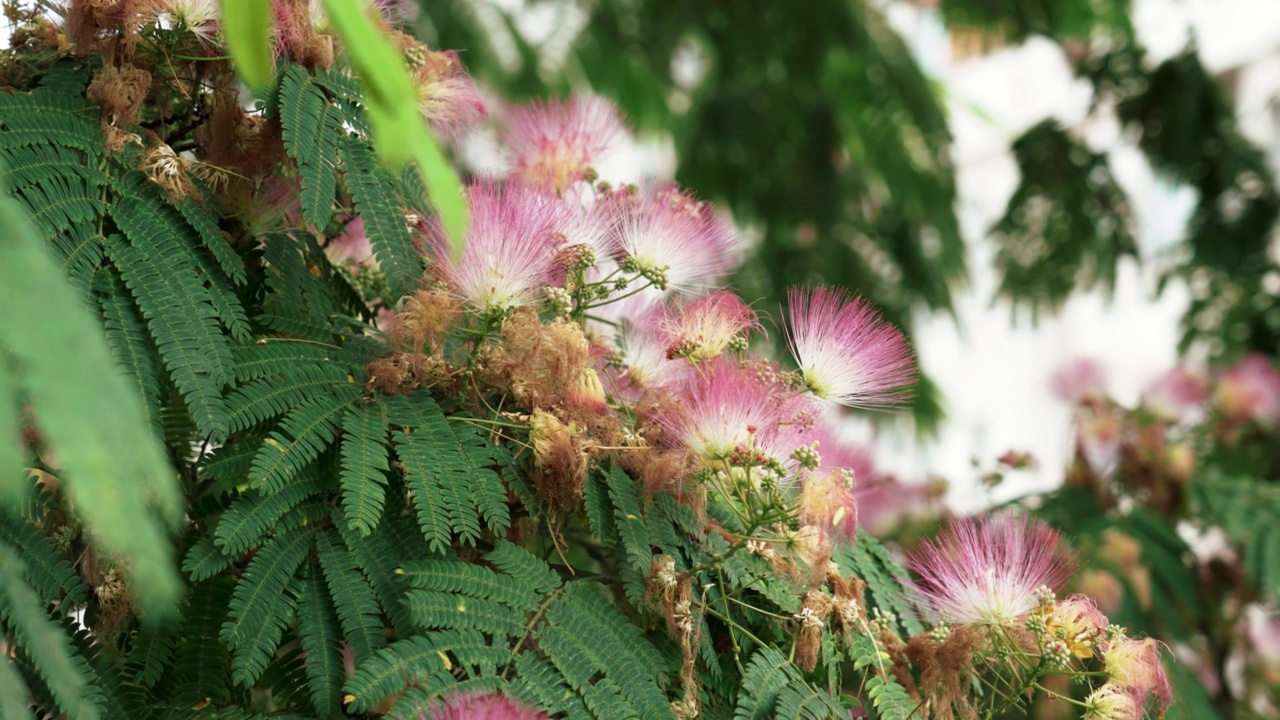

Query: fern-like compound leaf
[
  {"left": 340, "top": 135, "right": 422, "bottom": 302},
  {"left": 298, "top": 565, "right": 346, "bottom": 719},
  {"left": 225, "top": 361, "right": 353, "bottom": 434},
  {"left": 220, "top": 526, "right": 313, "bottom": 687},
  {"left": 97, "top": 269, "right": 163, "bottom": 433},
  {"left": 0, "top": 547, "right": 102, "bottom": 720},
  {"left": 279, "top": 65, "right": 339, "bottom": 230},
  {"left": 125, "top": 620, "right": 179, "bottom": 689},
  {"left": 249, "top": 392, "right": 354, "bottom": 494},
  {"left": 342, "top": 631, "right": 476, "bottom": 713},
  {"left": 106, "top": 229, "right": 231, "bottom": 440},
  {"left": 214, "top": 466, "right": 325, "bottom": 556},
  {"left": 339, "top": 402, "right": 392, "bottom": 536},
  {"left": 0, "top": 515, "right": 88, "bottom": 605},
  {"left": 315, "top": 530, "right": 388, "bottom": 663}
]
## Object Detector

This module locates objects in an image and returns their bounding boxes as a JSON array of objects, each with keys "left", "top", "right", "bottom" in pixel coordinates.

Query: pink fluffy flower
[
  {"left": 139, "top": 0, "right": 221, "bottom": 45},
  {"left": 505, "top": 95, "right": 626, "bottom": 193},
  {"left": 615, "top": 302, "right": 691, "bottom": 392},
  {"left": 1216, "top": 353, "right": 1280, "bottom": 425},
  {"left": 659, "top": 291, "right": 760, "bottom": 362},
  {"left": 425, "top": 691, "right": 549, "bottom": 720},
  {"left": 325, "top": 216, "right": 373, "bottom": 266},
  {"left": 1083, "top": 684, "right": 1140, "bottom": 720},
  {"left": 798, "top": 468, "right": 858, "bottom": 543},
  {"left": 908, "top": 513, "right": 1073, "bottom": 625},
  {"left": 613, "top": 183, "right": 739, "bottom": 296},
  {"left": 1142, "top": 367, "right": 1207, "bottom": 422},
  {"left": 784, "top": 286, "right": 914, "bottom": 408},
  {"left": 414, "top": 49, "right": 489, "bottom": 141},
  {"left": 1102, "top": 636, "right": 1173, "bottom": 713},
  {"left": 550, "top": 185, "right": 622, "bottom": 266},
  {"left": 663, "top": 359, "right": 808, "bottom": 470},
  {"left": 1051, "top": 358, "right": 1107, "bottom": 404},
  {"left": 428, "top": 181, "right": 565, "bottom": 313}
]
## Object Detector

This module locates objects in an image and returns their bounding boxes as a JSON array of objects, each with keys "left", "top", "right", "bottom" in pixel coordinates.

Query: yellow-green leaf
[
  {"left": 320, "top": 0, "right": 469, "bottom": 260},
  {"left": 220, "top": 0, "right": 275, "bottom": 91}
]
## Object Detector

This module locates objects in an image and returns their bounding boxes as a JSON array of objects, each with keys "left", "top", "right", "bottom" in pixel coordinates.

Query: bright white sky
[{"left": 872, "top": 0, "right": 1280, "bottom": 511}]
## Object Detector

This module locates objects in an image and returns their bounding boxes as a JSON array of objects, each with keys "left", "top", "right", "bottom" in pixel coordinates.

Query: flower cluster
[
  {"left": 904, "top": 513, "right": 1172, "bottom": 719},
  {"left": 355, "top": 89, "right": 917, "bottom": 568},
  {"left": 1055, "top": 354, "right": 1280, "bottom": 513}
]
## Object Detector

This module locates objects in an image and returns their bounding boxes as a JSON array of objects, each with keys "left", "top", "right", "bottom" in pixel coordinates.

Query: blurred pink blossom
[
  {"left": 1142, "top": 367, "right": 1208, "bottom": 422},
  {"left": 1050, "top": 357, "right": 1107, "bottom": 404}
]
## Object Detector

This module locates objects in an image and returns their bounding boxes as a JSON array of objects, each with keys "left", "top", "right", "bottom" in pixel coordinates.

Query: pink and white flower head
[
  {"left": 798, "top": 468, "right": 858, "bottom": 543},
  {"left": 1142, "top": 367, "right": 1207, "bottom": 422},
  {"left": 1102, "top": 636, "right": 1173, "bottom": 713},
  {"left": 784, "top": 285, "right": 914, "bottom": 409},
  {"left": 613, "top": 182, "right": 739, "bottom": 297},
  {"left": 615, "top": 302, "right": 691, "bottom": 393},
  {"left": 427, "top": 181, "right": 565, "bottom": 314},
  {"left": 1046, "top": 593, "right": 1109, "bottom": 659},
  {"left": 659, "top": 291, "right": 760, "bottom": 363},
  {"left": 413, "top": 50, "right": 489, "bottom": 142},
  {"left": 505, "top": 95, "right": 626, "bottom": 193},
  {"left": 425, "top": 691, "right": 550, "bottom": 720},
  {"left": 139, "top": 0, "right": 221, "bottom": 45},
  {"left": 908, "top": 513, "right": 1073, "bottom": 626},
  {"left": 662, "top": 359, "right": 806, "bottom": 471},
  {"left": 1050, "top": 357, "right": 1107, "bottom": 404},
  {"left": 325, "top": 216, "right": 375, "bottom": 268},
  {"left": 1215, "top": 353, "right": 1280, "bottom": 425},
  {"left": 1083, "top": 684, "right": 1140, "bottom": 720},
  {"left": 550, "top": 184, "right": 622, "bottom": 268}
]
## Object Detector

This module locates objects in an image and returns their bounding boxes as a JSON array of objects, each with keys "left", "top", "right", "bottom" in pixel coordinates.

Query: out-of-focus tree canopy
[{"left": 415, "top": 0, "right": 1280, "bottom": 426}]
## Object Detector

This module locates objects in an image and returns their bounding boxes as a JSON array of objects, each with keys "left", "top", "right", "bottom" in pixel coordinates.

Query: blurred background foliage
[{"left": 410, "top": 0, "right": 1280, "bottom": 430}]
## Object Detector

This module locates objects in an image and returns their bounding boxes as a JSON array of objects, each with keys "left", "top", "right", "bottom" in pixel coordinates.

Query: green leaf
[
  {"left": 220, "top": 526, "right": 313, "bottom": 687},
  {"left": 339, "top": 135, "right": 424, "bottom": 302},
  {"left": 249, "top": 393, "right": 354, "bottom": 494},
  {"left": 0, "top": 546, "right": 101, "bottom": 720},
  {"left": 279, "top": 65, "right": 340, "bottom": 230},
  {"left": 298, "top": 565, "right": 346, "bottom": 719},
  {"left": 315, "top": 531, "right": 387, "bottom": 663},
  {"left": 220, "top": 0, "right": 275, "bottom": 91},
  {"left": 0, "top": 362, "right": 23, "bottom": 509},
  {"left": 319, "top": 0, "right": 469, "bottom": 257},
  {"left": 0, "top": 186, "right": 181, "bottom": 617},
  {"left": 339, "top": 402, "right": 392, "bottom": 536},
  {"left": 341, "top": 631, "right": 477, "bottom": 713},
  {"left": 0, "top": 653, "right": 34, "bottom": 720}
]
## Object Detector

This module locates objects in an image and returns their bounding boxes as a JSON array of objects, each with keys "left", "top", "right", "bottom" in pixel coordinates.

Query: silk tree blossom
[
  {"left": 785, "top": 285, "right": 913, "bottom": 408},
  {"left": 1102, "top": 636, "right": 1173, "bottom": 712},
  {"left": 411, "top": 49, "right": 489, "bottom": 141},
  {"left": 614, "top": 183, "right": 739, "bottom": 296},
  {"left": 662, "top": 359, "right": 810, "bottom": 474},
  {"left": 325, "top": 216, "right": 374, "bottom": 267},
  {"left": 425, "top": 691, "right": 550, "bottom": 720},
  {"left": 908, "top": 513, "right": 1073, "bottom": 626},
  {"left": 659, "top": 291, "right": 760, "bottom": 362},
  {"left": 616, "top": 303, "right": 691, "bottom": 393},
  {"left": 139, "top": 0, "right": 220, "bottom": 44},
  {"left": 1215, "top": 353, "right": 1280, "bottom": 425},
  {"left": 1051, "top": 357, "right": 1107, "bottom": 404},
  {"left": 1083, "top": 684, "right": 1140, "bottom": 720},
  {"left": 551, "top": 184, "right": 623, "bottom": 267},
  {"left": 506, "top": 95, "right": 626, "bottom": 193},
  {"left": 798, "top": 468, "right": 858, "bottom": 543},
  {"left": 1045, "top": 593, "right": 1109, "bottom": 659},
  {"left": 428, "top": 181, "right": 566, "bottom": 314},
  {"left": 1141, "top": 367, "right": 1207, "bottom": 422}
]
